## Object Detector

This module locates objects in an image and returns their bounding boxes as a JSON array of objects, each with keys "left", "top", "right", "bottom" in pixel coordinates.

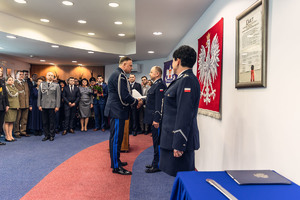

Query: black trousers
[
  {"left": 63, "top": 105, "right": 76, "bottom": 130},
  {"left": 109, "top": 118, "right": 125, "bottom": 169},
  {"left": 0, "top": 111, "right": 5, "bottom": 135},
  {"left": 42, "top": 108, "right": 55, "bottom": 137},
  {"left": 151, "top": 125, "right": 160, "bottom": 168},
  {"left": 129, "top": 108, "right": 140, "bottom": 133}
]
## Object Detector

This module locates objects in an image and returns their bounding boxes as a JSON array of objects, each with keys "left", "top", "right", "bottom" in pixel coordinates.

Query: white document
[{"left": 131, "top": 89, "right": 146, "bottom": 99}]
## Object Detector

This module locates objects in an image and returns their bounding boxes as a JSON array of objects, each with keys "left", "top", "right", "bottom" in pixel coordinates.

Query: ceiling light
[
  {"left": 78, "top": 64, "right": 83, "bottom": 66},
  {"left": 88, "top": 51, "right": 94, "bottom": 54},
  {"left": 51, "top": 45, "right": 59, "bottom": 48},
  {"left": 78, "top": 20, "right": 87, "bottom": 24},
  {"left": 114, "top": 21, "right": 123, "bottom": 25},
  {"left": 0, "top": 47, "right": 4, "bottom": 50},
  {"left": 40, "top": 60, "right": 46, "bottom": 62},
  {"left": 148, "top": 51, "right": 155, "bottom": 54},
  {"left": 6, "top": 35, "right": 17, "bottom": 39},
  {"left": 153, "top": 32, "right": 162, "bottom": 36},
  {"left": 62, "top": 1, "right": 74, "bottom": 6},
  {"left": 14, "top": 0, "right": 27, "bottom": 4},
  {"left": 118, "top": 33, "right": 125, "bottom": 37},
  {"left": 29, "top": 55, "right": 34, "bottom": 58},
  {"left": 72, "top": 61, "right": 77, "bottom": 63},
  {"left": 119, "top": 55, "right": 124, "bottom": 58},
  {"left": 50, "top": 63, "right": 55, "bottom": 65},
  {"left": 40, "top": 19, "right": 50, "bottom": 23},
  {"left": 109, "top": 3, "right": 119, "bottom": 7},
  {"left": 88, "top": 32, "right": 95, "bottom": 36}
]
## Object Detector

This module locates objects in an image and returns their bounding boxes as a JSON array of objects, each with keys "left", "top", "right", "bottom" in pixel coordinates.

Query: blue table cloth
[{"left": 171, "top": 171, "right": 300, "bottom": 200}]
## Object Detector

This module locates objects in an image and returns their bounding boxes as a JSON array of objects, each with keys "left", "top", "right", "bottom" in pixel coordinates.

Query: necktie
[{"left": 48, "top": 83, "right": 50, "bottom": 87}]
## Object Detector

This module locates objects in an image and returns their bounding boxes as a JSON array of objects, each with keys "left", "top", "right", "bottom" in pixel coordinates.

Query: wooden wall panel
[{"left": 30, "top": 65, "right": 105, "bottom": 81}]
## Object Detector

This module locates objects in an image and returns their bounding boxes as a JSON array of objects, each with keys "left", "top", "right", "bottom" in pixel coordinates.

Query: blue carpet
[
  {"left": 0, "top": 130, "right": 109, "bottom": 200},
  {"left": 130, "top": 146, "right": 175, "bottom": 200}
]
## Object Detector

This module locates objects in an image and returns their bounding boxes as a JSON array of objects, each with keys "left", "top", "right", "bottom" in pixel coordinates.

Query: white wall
[
  {"left": 0, "top": 54, "right": 31, "bottom": 78},
  {"left": 105, "top": 0, "right": 300, "bottom": 183},
  {"left": 172, "top": 0, "right": 300, "bottom": 183}
]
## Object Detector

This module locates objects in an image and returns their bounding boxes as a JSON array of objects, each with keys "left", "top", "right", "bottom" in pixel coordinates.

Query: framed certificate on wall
[{"left": 235, "top": 0, "right": 268, "bottom": 88}]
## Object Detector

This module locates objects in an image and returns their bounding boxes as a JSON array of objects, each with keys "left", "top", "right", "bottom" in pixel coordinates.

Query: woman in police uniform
[{"left": 160, "top": 45, "right": 201, "bottom": 177}]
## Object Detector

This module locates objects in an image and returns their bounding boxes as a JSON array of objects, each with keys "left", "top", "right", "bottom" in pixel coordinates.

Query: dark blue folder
[{"left": 226, "top": 170, "right": 292, "bottom": 185}]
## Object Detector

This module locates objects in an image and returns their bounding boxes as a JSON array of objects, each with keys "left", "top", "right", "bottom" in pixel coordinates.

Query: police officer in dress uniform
[
  {"left": 38, "top": 72, "right": 61, "bottom": 141},
  {"left": 104, "top": 56, "right": 143, "bottom": 175},
  {"left": 143, "top": 66, "right": 166, "bottom": 173},
  {"left": 160, "top": 45, "right": 200, "bottom": 177}
]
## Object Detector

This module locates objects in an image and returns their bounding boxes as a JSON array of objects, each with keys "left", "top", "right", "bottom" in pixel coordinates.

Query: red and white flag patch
[
  {"left": 160, "top": 89, "right": 164, "bottom": 92},
  {"left": 184, "top": 88, "right": 191, "bottom": 92}
]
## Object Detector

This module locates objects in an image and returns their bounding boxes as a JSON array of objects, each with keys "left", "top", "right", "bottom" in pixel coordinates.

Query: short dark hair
[
  {"left": 81, "top": 78, "right": 89, "bottom": 85},
  {"left": 119, "top": 56, "right": 132, "bottom": 65},
  {"left": 68, "top": 77, "right": 75, "bottom": 82},
  {"left": 129, "top": 74, "right": 135, "bottom": 77},
  {"left": 141, "top": 76, "right": 147, "bottom": 80},
  {"left": 173, "top": 45, "right": 197, "bottom": 68},
  {"left": 89, "top": 77, "right": 96, "bottom": 82},
  {"left": 58, "top": 79, "right": 66, "bottom": 86},
  {"left": 97, "top": 75, "right": 103, "bottom": 78}
]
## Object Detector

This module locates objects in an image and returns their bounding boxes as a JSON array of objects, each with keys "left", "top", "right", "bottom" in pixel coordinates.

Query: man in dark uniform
[
  {"left": 104, "top": 56, "right": 143, "bottom": 175},
  {"left": 143, "top": 66, "right": 166, "bottom": 173},
  {"left": 160, "top": 45, "right": 201, "bottom": 177}
]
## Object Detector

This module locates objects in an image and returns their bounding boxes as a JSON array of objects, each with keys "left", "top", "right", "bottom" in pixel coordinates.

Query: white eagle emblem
[{"left": 198, "top": 33, "right": 220, "bottom": 105}]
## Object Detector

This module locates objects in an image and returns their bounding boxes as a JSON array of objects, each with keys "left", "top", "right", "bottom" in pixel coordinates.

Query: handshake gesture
[{"left": 137, "top": 98, "right": 143, "bottom": 109}]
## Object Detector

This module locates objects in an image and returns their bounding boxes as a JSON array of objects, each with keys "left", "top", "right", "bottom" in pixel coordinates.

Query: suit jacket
[
  {"left": 0, "top": 79, "right": 9, "bottom": 111},
  {"left": 104, "top": 67, "right": 137, "bottom": 120},
  {"left": 130, "top": 82, "right": 142, "bottom": 96},
  {"left": 160, "top": 69, "right": 200, "bottom": 152},
  {"left": 37, "top": 81, "right": 61, "bottom": 109},
  {"left": 93, "top": 82, "right": 108, "bottom": 105},
  {"left": 62, "top": 85, "right": 80, "bottom": 105},
  {"left": 14, "top": 79, "right": 30, "bottom": 109},
  {"left": 144, "top": 78, "right": 166, "bottom": 124}
]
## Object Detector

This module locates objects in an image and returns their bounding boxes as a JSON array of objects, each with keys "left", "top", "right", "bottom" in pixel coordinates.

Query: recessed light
[
  {"left": 88, "top": 51, "right": 94, "bottom": 54},
  {"left": 148, "top": 51, "right": 155, "bottom": 54},
  {"left": 78, "top": 20, "right": 87, "bottom": 24},
  {"left": 114, "top": 21, "right": 123, "bottom": 25},
  {"left": 40, "top": 18, "right": 50, "bottom": 23},
  {"left": 118, "top": 33, "right": 125, "bottom": 37},
  {"left": 62, "top": 1, "right": 74, "bottom": 6},
  {"left": 78, "top": 64, "right": 83, "bottom": 66},
  {"left": 109, "top": 3, "right": 119, "bottom": 7},
  {"left": 51, "top": 45, "right": 59, "bottom": 48},
  {"left": 72, "top": 61, "right": 77, "bottom": 63},
  {"left": 14, "top": 0, "right": 27, "bottom": 4},
  {"left": 49, "top": 63, "right": 55, "bottom": 65},
  {"left": 153, "top": 32, "right": 162, "bottom": 36},
  {"left": 6, "top": 35, "right": 17, "bottom": 39},
  {"left": 88, "top": 32, "right": 95, "bottom": 36},
  {"left": 0, "top": 47, "right": 4, "bottom": 50},
  {"left": 40, "top": 60, "right": 46, "bottom": 62},
  {"left": 29, "top": 55, "right": 34, "bottom": 58},
  {"left": 119, "top": 55, "right": 124, "bottom": 58}
]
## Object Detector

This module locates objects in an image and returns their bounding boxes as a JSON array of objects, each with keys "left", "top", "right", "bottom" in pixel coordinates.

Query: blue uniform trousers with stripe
[
  {"left": 109, "top": 118, "right": 125, "bottom": 169},
  {"left": 151, "top": 125, "right": 160, "bottom": 168}
]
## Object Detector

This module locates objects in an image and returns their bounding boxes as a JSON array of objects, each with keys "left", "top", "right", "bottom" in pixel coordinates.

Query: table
[{"left": 170, "top": 171, "right": 300, "bottom": 200}]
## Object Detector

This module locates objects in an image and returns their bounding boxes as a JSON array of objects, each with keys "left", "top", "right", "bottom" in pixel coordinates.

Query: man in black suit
[
  {"left": 62, "top": 77, "right": 80, "bottom": 135},
  {"left": 129, "top": 74, "right": 142, "bottom": 136}
]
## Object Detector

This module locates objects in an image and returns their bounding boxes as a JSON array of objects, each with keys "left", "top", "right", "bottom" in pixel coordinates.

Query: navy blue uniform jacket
[
  {"left": 104, "top": 67, "right": 137, "bottom": 120},
  {"left": 144, "top": 78, "right": 166, "bottom": 124},
  {"left": 160, "top": 69, "right": 200, "bottom": 151}
]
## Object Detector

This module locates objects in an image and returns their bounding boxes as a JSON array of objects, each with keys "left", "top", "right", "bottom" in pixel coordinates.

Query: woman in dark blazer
[{"left": 0, "top": 68, "right": 9, "bottom": 145}]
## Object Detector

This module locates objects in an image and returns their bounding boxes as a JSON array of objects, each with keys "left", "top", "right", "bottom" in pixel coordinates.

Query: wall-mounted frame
[{"left": 235, "top": 0, "right": 268, "bottom": 88}]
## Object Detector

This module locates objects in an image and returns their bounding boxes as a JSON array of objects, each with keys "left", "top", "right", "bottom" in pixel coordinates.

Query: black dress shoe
[
  {"left": 42, "top": 137, "right": 49, "bottom": 141},
  {"left": 120, "top": 162, "right": 128, "bottom": 166},
  {"left": 145, "top": 167, "right": 161, "bottom": 173},
  {"left": 133, "top": 131, "right": 137, "bottom": 136},
  {"left": 69, "top": 129, "right": 75, "bottom": 133},
  {"left": 5, "top": 139, "right": 13, "bottom": 142},
  {"left": 14, "top": 135, "right": 21, "bottom": 138},
  {"left": 49, "top": 137, "right": 54, "bottom": 141},
  {"left": 112, "top": 167, "right": 132, "bottom": 175},
  {"left": 62, "top": 130, "right": 67, "bottom": 135},
  {"left": 0, "top": 142, "right": 6, "bottom": 145},
  {"left": 145, "top": 164, "right": 152, "bottom": 169}
]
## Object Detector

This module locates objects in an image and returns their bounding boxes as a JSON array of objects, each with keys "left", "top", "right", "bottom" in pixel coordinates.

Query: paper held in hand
[{"left": 131, "top": 89, "right": 146, "bottom": 99}]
